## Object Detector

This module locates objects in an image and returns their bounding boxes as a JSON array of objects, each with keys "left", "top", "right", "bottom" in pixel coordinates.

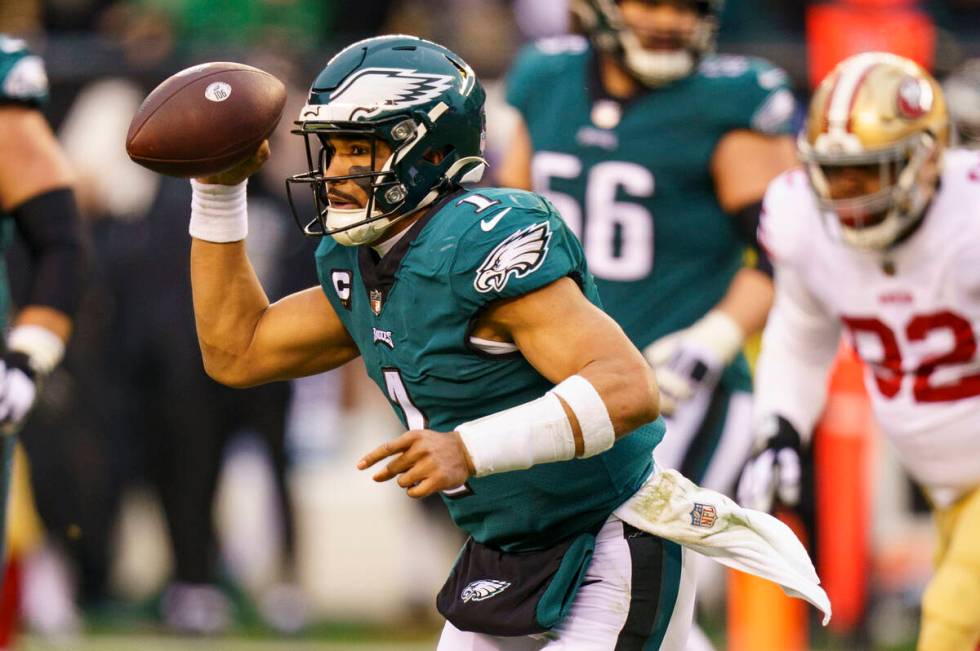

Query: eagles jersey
[
  {"left": 506, "top": 36, "right": 797, "bottom": 390},
  {"left": 757, "top": 150, "right": 980, "bottom": 501},
  {"left": 0, "top": 36, "right": 49, "bottom": 326},
  {"left": 315, "top": 187, "right": 665, "bottom": 551}
]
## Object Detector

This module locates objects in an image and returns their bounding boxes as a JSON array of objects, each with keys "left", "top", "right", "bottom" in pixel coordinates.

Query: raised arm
[{"left": 189, "top": 145, "right": 359, "bottom": 388}]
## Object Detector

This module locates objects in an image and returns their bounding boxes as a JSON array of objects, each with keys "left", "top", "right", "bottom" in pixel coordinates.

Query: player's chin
[
  {"left": 837, "top": 210, "right": 888, "bottom": 229},
  {"left": 328, "top": 200, "right": 363, "bottom": 210}
]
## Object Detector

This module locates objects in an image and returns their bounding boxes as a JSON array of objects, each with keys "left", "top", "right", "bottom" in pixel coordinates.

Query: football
[{"left": 126, "top": 62, "right": 286, "bottom": 178}]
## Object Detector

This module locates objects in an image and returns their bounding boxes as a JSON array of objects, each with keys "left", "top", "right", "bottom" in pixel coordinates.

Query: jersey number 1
[
  {"left": 533, "top": 154, "right": 654, "bottom": 281},
  {"left": 383, "top": 368, "right": 427, "bottom": 429}
]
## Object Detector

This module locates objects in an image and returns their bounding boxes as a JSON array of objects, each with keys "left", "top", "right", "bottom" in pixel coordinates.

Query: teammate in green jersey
[
  {"left": 186, "top": 34, "right": 831, "bottom": 649},
  {"left": 499, "top": 2, "right": 798, "bottom": 648},
  {"left": 501, "top": 0, "right": 796, "bottom": 522},
  {"left": 0, "top": 35, "right": 85, "bottom": 572}
]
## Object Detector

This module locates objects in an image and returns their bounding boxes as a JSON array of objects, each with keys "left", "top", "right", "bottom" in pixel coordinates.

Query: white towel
[{"left": 614, "top": 468, "right": 832, "bottom": 625}]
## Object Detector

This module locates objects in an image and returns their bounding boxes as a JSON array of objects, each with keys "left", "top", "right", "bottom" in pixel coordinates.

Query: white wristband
[
  {"left": 550, "top": 374, "right": 615, "bottom": 458},
  {"left": 189, "top": 179, "right": 248, "bottom": 242},
  {"left": 457, "top": 392, "right": 575, "bottom": 478},
  {"left": 8, "top": 325, "right": 65, "bottom": 375}
]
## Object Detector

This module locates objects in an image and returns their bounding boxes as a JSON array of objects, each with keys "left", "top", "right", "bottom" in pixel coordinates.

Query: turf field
[{"left": 19, "top": 635, "right": 439, "bottom": 651}]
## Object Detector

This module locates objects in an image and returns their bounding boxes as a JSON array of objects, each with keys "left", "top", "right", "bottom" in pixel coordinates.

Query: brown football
[{"left": 126, "top": 62, "right": 286, "bottom": 178}]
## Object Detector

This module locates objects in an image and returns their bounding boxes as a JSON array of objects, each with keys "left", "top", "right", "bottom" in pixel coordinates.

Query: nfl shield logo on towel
[{"left": 690, "top": 503, "right": 717, "bottom": 528}]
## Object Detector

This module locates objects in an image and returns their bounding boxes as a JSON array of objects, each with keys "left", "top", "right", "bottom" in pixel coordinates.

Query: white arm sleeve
[{"left": 754, "top": 263, "right": 841, "bottom": 443}]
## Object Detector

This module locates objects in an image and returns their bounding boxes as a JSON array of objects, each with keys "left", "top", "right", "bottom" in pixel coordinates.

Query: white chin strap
[
  {"left": 326, "top": 206, "right": 392, "bottom": 247},
  {"left": 621, "top": 32, "right": 695, "bottom": 85},
  {"left": 838, "top": 209, "right": 909, "bottom": 251}
]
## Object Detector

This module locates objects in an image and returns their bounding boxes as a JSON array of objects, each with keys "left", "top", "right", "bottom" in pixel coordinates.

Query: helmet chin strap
[
  {"left": 838, "top": 136, "right": 938, "bottom": 251},
  {"left": 618, "top": 25, "right": 705, "bottom": 86},
  {"left": 326, "top": 205, "right": 391, "bottom": 247},
  {"left": 327, "top": 156, "right": 488, "bottom": 247}
]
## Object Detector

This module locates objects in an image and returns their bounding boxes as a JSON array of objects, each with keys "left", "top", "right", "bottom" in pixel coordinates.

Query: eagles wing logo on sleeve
[
  {"left": 473, "top": 222, "right": 552, "bottom": 294},
  {"left": 301, "top": 68, "right": 454, "bottom": 122},
  {"left": 2, "top": 55, "right": 48, "bottom": 101},
  {"left": 461, "top": 579, "right": 512, "bottom": 603}
]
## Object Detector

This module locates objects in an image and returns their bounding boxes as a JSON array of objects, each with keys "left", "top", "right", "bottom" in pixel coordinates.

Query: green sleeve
[
  {"left": 449, "top": 196, "right": 584, "bottom": 311},
  {"left": 745, "top": 60, "right": 797, "bottom": 136},
  {"left": 704, "top": 56, "right": 796, "bottom": 136},
  {"left": 505, "top": 44, "right": 545, "bottom": 117},
  {"left": 505, "top": 36, "right": 588, "bottom": 118},
  {"left": 0, "top": 36, "right": 48, "bottom": 107}
]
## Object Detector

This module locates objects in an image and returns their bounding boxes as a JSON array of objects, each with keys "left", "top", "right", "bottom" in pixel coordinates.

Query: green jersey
[
  {"left": 506, "top": 37, "right": 796, "bottom": 389},
  {"left": 0, "top": 35, "right": 49, "bottom": 326},
  {"left": 315, "top": 187, "right": 664, "bottom": 551}
]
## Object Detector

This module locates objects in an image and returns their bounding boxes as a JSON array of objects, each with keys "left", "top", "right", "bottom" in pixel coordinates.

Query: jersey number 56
[{"left": 533, "top": 154, "right": 654, "bottom": 282}]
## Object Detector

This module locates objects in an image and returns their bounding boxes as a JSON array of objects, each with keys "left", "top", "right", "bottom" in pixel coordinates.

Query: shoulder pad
[
  {"left": 448, "top": 189, "right": 582, "bottom": 303},
  {"left": 758, "top": 168, "right": 815, "bottom": 265},
  {"left": 506, "top": 38, "right": 588, "bottom": 113},
  {"left": 0, "top": 37, "right": 47, "bottom": 106},
  {"left": 698, "top": 55, "right": 796, "bottom": 135},
  {"left": 941, "top": 148, "right": 980, "bottom": 190},
  {"left": 530, "top": 35, "right": 589, "bottom": 57}
]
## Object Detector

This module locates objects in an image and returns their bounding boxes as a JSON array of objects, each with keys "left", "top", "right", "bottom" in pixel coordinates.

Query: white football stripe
[{"left": 826, "top": 55, "right": 880, "bottom": 136}]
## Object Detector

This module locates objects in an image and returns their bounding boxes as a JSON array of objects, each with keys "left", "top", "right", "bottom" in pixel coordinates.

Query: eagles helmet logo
[
  {"left": 309, "top": 67, "right": 455, "bottom": 122},
  {"left": 473, "top": 222, "right": 552, "bottom": 294},
  {"left": 461, "top": 579, "right": 511, "bottom": 603}
]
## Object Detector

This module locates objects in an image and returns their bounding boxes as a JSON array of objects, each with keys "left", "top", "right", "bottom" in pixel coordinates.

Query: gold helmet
[{"left": 799, "top": 52, "right": 949, "bottom": 250}]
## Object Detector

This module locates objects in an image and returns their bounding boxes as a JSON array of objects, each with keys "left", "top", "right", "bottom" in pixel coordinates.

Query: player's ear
[{"left": 423, "top": 146, "right": 452, "bottom": 165}]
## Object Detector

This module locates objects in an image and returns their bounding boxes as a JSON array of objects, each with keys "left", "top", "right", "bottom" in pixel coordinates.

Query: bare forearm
[
  {"left": 190, "top": 238, "right": 269, "bottom": 374},
  {"left": 576, "top": 356, "right": 659, "bottom": 439},
  {"left": 715, "top": 267, "right": 774, "bottom": 337}
]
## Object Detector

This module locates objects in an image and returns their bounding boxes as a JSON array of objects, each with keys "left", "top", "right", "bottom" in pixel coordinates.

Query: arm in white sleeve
[{"left": 754, "top": 263, "right": 841, "bottom": 444}]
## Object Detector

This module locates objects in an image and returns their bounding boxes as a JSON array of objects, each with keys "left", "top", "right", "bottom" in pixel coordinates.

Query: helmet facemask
[
  {"left": 573, "top": 0, "right": 720, "bottom": 86},
  {"left": 800, "top": 132, "right": 942, "bottom": 251},
  {"left": 287, "top": 117, "right": 418, "bottom": 246}
]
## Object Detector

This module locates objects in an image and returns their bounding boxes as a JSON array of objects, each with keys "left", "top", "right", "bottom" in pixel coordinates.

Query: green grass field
[{"left": 20, "top": 635, "right": 438, "bottom": 651}]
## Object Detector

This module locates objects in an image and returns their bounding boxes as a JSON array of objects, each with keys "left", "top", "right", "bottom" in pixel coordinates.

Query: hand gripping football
[{"left": 126, "top": 62, "right": 286, "bottom": 178}]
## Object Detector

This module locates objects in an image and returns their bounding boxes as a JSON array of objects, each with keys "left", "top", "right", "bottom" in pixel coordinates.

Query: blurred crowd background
[{"left": 0, "top": 1, "right": 979, "bottom": 649}]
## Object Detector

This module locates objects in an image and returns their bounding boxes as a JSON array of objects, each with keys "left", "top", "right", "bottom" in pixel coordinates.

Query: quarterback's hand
[
  {"left": 358, "top": 429, "right": 474, "bottom": 498},
  {"left": 196, "top": 140, "right": 270, "bottom": 186},
  {"left": 0, "top": 352, "right": 38, "bottom": 436},
  {"left": 737, "top": 415, "right": 803, "bottom": 513},
  {"left": 643, "top": 310, "right": 744, "bottom": 417}
]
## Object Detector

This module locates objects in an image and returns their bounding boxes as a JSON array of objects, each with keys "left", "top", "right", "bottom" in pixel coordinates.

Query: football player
[
  {"left": 0, "top": 35, "right": 84, "bottom": 561},
  {"left": 187, "top": 35, "right": 826, "bottom": 649},
  {"left": 498, "top": 4, "right": 797, "bottom": 644},
  {"left": 738, "top": 52, "right": 980, "bottom": 651},
  {"left": 499, "top": 0, "right": 797, "bottom": 501}
]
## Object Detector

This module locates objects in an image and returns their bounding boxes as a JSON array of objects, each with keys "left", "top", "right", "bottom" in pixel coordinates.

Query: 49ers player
[{"left": 738, "top": 52, "right": 980, "bottom": 651}]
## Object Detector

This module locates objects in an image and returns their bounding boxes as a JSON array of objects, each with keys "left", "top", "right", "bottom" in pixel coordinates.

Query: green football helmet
[
  {"left": 286, "top": 35, "right": 487, "bottom": 246},
  {"left": 571, "top": 0, "right": 723, "bottom": 86}
]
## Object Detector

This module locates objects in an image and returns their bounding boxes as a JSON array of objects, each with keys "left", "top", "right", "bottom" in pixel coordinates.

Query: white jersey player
[{"left": 739, "top": 52, "right": 980, "bottom": 651}]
